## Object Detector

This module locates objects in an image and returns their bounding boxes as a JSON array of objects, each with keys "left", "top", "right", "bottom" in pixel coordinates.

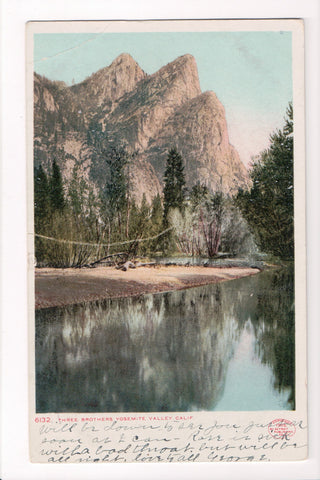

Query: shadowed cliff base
[{"left": 35, "top": 265, "right": 260, "bottom": 309}]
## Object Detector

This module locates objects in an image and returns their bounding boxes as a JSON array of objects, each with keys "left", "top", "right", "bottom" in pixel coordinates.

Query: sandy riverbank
[{"left": 35, "top": 265, "right": 260, "bottom": 309}]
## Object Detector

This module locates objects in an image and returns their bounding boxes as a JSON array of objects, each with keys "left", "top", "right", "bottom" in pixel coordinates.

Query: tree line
[
  {"left": 236, "top": 103, "right": 294, "bottom": 260},
  {"left": 34, "top": 103, "right": 294, "bottom": 267}
]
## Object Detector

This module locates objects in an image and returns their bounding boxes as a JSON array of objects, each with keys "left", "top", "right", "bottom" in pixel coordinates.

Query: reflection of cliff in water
[{"left": 36, "top": 267, "right": 295, "bottom": 412}]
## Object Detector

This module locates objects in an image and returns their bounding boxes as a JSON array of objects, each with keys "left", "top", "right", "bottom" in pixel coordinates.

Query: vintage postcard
[{"left": 26, "top": 19, "right": 307, "bottom": 463}]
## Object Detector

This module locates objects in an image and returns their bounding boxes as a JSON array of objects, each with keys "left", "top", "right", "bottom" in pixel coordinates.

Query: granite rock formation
[{"left": 34, "top": 53, "right": 249, "bottom": 202}]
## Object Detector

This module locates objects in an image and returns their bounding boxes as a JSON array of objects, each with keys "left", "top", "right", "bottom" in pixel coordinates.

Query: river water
[{"left": 35, "top": 266, "right": 295, "bottom": 413}]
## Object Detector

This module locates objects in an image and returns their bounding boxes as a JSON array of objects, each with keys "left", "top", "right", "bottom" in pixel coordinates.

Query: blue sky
[{"left": 34, "top": 31, "right": 292, "bottom": 167}]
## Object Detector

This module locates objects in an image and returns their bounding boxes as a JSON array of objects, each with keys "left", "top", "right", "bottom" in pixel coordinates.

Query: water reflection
[{"left": 36, "top": 267, "right": 295, "bottom": 412}]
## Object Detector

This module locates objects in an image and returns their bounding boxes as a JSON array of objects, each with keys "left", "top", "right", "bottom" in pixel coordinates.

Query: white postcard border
[
  {"left": 2, "top": 2, "right": 319, "bottom": 478},
  {"left": 27, "top": 17, "right": 307, "bottom": 464}
]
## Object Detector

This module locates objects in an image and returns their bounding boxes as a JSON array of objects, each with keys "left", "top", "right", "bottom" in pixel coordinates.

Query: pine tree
[
  {"left": 34, "top": 164, "right": 50, "bottom": 229},
  {"left": 68, "top": 164, "right": 87, "bottom": 218},
  {"left": 236, "top": 103, "right": 294, "bottom": 260},
  {"left": 149, "top": 194, "right": 163, "bottom": 252},
  {"left": 163, "top": 147, "right": 186, "bottom": 224},
  {"left": 49, "top": 160, "right": 65, "bottom": 212},
  {"left": 138, "top": 194, "right": 152, "bottom": 255},
  {"left": 161, "top": 148, "right": 186, "bottom": 253},
  {"left": 140, "top": 193, "right": 150, "bottom": 218},
  {"left": 103, "top": 144, "right": 129, "bottom": 235},
  {"left": 189, "top": 183, "right": 209, "bottom": 211},
  {"left": 151, "top": 194, "right": 163, "bottom": 231}
]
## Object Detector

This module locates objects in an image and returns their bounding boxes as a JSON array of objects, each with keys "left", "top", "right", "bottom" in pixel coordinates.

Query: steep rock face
[
  {"left": 87, "top": 148, "right": 162, "bottom": 203},
  {"left": 34, "top": 73, "right": 83, "bottom": 128},
  {"left": 130, "top": 158, "right": 162, "bottom": 202},
  {"left": 34, "top": 73, "right": 94, "bottom": 184},
  {"left": 71, "top": 53, "right": 147, "bottom": 116},
  {"left": 34, "top": 73, "right": 57, "bottom": 114},
  {"left": 34, "top": 53, "right": 249, "bottom": 203},
  {"left": 144, "top": 91, "right": 249, "bottom": 194},
  {"left": 105, "top": 54, "right": 202, "bottom": 151},
  {"left": 34, "top": 71, "right": 162, "bottom": 203}
]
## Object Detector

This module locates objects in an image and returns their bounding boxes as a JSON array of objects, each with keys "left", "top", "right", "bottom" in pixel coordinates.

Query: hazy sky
[{"left": 34, "top": 31, "right": 292, "bottom": 167}]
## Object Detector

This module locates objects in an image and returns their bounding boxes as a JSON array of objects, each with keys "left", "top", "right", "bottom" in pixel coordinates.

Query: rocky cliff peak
[
  {"left": 104, "top": 54, "right": 202, "bottom": 151},
  {"left": 70, "top": 53, "right": 147, "bottom": 115},
  {"left": 149, "top": 54, "right": 201, "bottom": 98},
  {"left": 111, "top": 52, "right": 139, "bottom": 67},
  {"left": 34, "top": 53, "right": 250, "bottom": 204},
  {"left": 144, "top": 90, "right": 249, "bottom": 195}
]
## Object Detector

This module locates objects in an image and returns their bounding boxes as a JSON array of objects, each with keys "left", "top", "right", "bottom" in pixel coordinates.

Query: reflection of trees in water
[
  {"left": 217, "top": 267, "right": 295, "bottom": 409},
  {"left": 248, "top": 267, "right": 295, "bottom": 408},
  {"left": 36, "top": 267, "right": 295, "bottom": 413}
]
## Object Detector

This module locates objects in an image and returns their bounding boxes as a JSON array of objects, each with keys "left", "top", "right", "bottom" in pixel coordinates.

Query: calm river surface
[{"left": 35, "top": 266, "right": 295, "bottom": 413}]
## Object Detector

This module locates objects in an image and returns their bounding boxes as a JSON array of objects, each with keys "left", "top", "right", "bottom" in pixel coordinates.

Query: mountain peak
[
  {"left": 34, "top": 53, "right": 249, "bottom": 203},
  {"left": 111, "top": 52, "right": 139, "bottom": 66},
  {"left": 163, "top": 53, "right": 197, "bottom": 67},
  {"left": 153, "top": 53, "right": 200, "bottom": 91},
  {"left": 105, "top": 53, "right": 202, "bottom": 152},
  {"left": 172, "top": 53, "right": 196, "bottom": 64},
  {"left": 70, "top": 53, "right": 146, "bottom": 113}
]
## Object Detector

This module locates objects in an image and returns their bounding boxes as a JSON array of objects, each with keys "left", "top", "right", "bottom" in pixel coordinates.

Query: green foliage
[
  {"left": 34, "top": 164, "right": 50, "bottom": 227},
  {"left": 168, "top": 188, "right": 224, "bottom": 258},
  {"left": 236, "top": 103, "right": 294, "bottom": 260},
  {"left": 221, "top": 199, "right": 257, "bottom": 255},
  {"left": 200, "top": 192, "right": 224, "bottom": 257},
  {"left": 102, "top": 144, "right": 129, "bottom": 232},
  {"left": 151, "top": 194, "right": 163, "bottom": 229},
  {"left": 34, "top": 153, "right": 165, "bottom": 265},
  {"left": 251, "top": 266, "right": 295, "bottom": 407},
  {"left": 163, "top": 147, "right": 186, "bottom": 222},
  {"left": 132, "top": 194, "right": 152, "bottom": 256},
  {"left": 149, "top": 194, "right": 164, "bottom": 251},
  {"left": 67, "top": 165, "right": 102, "bottom": 234},
  {"left": 34, "top": 160, "right": 106, "bottom": 267},
  {"left": 34, "top": 165, "right": 51, "bottom": 263},
  {"left": 49, "top": 160, "right": 65, "bottom": 212},
  {"left": 170, "top": 185, "right": 255, "bottom": 258},
  {"left": 162, "top": 148, "right": 186, "bottom": 252},
  {"left": 189, "top": 183, "right": 209, "bottom": 211},
  {"left": 68, "top": 164, "right": 86, "bottom": 217}
]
